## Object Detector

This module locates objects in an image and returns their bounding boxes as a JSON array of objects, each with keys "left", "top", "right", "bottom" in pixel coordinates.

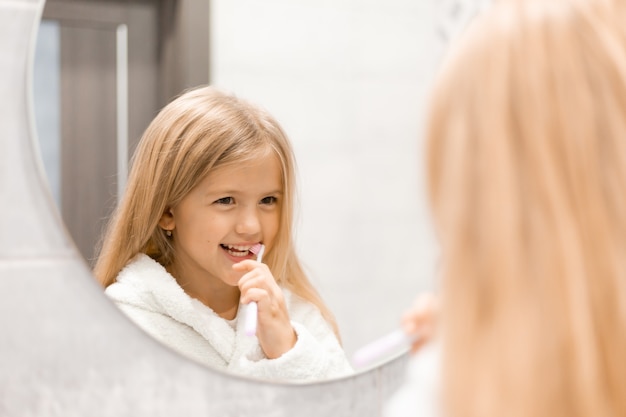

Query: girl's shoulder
[
  {"left": 116, "top": 253, "right": 167, "bottom": 282},
  {"left": 106, "top": 253, "right": 186, "bottom": 314}
]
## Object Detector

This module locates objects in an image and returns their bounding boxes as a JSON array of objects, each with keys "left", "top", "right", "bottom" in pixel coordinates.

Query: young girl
[{"left": 93, "top": 85, "right": 353, "bottom": 381}]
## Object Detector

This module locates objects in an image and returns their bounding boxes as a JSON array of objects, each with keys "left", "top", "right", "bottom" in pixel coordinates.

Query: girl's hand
[
  {"left": 401, "top": 292, "right": 439, "bottom": 354},
  {"left": 233, "top": 260, "right": 296, "bottom": 359}
]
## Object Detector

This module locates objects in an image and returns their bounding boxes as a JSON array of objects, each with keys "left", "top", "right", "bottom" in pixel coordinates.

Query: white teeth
[
  {"left": 226, "top": 249, "right": 248, "bottom": 257},
  {"left": 224, "top": 244, "right": 252, "bottom": 252}
]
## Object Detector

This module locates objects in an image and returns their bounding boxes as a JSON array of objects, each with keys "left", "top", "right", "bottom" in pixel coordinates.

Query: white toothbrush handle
[
  {"left": 244, "top": 301, "right": 258, "bottom": 337},
  {"left": 352, "top": 329, "right": 415, "bottom": 367},
  {"left": 256, "top": 245, "right": 265, "bottom": 262},
  {"left": 244, "top": 244, "right": 264, "bottom": 337}
]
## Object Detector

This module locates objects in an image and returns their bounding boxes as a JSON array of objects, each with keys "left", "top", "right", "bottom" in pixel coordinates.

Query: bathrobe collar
[{"left": 109, "top": 253, "right": 253, "bottom": 363}]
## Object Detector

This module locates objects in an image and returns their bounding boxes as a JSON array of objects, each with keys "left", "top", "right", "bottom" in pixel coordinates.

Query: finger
[
  {"left": 252, "top": 287, "right": 287, "bottom": 318},
  {"left": 401, "top": 319, "right": 422, "bottom": 344},
  {"left": 410, "top": 337, "right": 427, "bottom": 354},
  {"left": 232, "top": 259, "right": 266, "bottom": 272},
  {"left": 237, "top": 267, "right": 264, "bottom": 286},
  {"left": 404, "top": 321, "right": 436, "bottom": 354},
  {"left": 240, "top": 287, "right": 268, "bottom": 305},
  {"left": 401, "top": 309, "right": 430, "bottom": 332},
  {"left": 238, "top": 268, "right": 281, "bottom": 294},
  {"left": 239, "top": 276, "right": 271, "bottom": 297},
  {"left": 400, "top": 294, "right": 439, "bottom": 344}
]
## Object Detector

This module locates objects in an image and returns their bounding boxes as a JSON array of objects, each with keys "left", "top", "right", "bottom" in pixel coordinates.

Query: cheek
[
  {"left": 264, "top": 212, "right": 281, "bottom": 240},
  {"left": 179, "top": 212, "right": 222, "bottom": 241},
  {"left": 203, "top": 214, "right": 228, "bottom": 239}
]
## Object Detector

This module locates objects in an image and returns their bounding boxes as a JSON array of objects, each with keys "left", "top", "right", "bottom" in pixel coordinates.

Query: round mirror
[{"left": 32, "top": 0, "right": 487, "bottom": 381}]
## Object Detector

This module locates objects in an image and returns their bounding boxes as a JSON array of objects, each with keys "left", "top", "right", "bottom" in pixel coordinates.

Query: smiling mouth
[{"left": 220, "top": 244, "right": 254, "bottom": 258}]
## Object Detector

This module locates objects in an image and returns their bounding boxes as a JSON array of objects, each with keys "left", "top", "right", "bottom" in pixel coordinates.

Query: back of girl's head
[
  {"left": 94, "top": 85, "right": 297, "bottom": 287},
  {"left": 426, "top": 0, "right": 626, "bottom": 416}
]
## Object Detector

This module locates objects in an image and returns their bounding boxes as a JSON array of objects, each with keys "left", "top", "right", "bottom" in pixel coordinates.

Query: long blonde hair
[
  {"left": 426, "top": 1, "right": 626, "bottom": 416},
  {"left": 94, "top": 85, "right": 340, "bottom": 338}
]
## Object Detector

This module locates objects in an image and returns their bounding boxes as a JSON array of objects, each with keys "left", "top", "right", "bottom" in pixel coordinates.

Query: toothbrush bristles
[{"left": 250, "top": 243, "right": 265, "bottom": 262}]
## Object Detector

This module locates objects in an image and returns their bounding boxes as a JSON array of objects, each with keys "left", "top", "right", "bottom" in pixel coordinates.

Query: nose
[{"left": 234, "top": 206, "right": 261, "bottom": 236}]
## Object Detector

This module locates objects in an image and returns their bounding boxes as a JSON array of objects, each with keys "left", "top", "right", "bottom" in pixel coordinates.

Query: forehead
[{"left": 202, "top": 152, "right": 284, "bottom": 193}]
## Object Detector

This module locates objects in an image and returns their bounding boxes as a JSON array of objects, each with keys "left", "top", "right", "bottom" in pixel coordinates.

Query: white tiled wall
[{"left": 211, "top": 0, "right": 447, "bottom": 360}]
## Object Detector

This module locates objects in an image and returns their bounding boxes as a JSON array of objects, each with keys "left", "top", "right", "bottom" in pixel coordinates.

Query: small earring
[{"left": 165, "top": 229, "right": 172, "bottom": 237}]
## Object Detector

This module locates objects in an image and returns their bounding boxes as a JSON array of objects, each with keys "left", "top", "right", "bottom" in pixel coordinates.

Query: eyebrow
[{"left": 204, "top": 189, "right": 284, "bottom": 197}]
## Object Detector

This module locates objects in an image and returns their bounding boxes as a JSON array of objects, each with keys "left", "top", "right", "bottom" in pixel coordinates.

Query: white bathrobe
[
  {"left": 383, "top": 342, "right": 441, "bottom": 417},
  {"left": 105, "top": 254, "right": 354, "bottom": 381}
]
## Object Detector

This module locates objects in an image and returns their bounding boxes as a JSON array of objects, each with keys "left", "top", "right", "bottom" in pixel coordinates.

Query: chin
[{"left": 222, "top": 273, "right": 244, "bottom": 288}]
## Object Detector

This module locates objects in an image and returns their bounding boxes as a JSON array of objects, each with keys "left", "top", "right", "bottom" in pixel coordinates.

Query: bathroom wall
[{"left": 210, "top": 0, "right": 488, "bottom": 359}]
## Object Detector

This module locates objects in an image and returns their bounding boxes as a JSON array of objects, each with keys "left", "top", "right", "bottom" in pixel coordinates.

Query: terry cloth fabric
[{"left": 105, "top": 253, "right": 354, "bottom": 381}]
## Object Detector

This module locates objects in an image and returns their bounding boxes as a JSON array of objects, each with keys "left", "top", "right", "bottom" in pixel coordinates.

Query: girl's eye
[
  {"left": 260, "top": 196, "right": 277, "bottom": 205},
  {"left": 214, "top": 197, "right": 234, "bottom": 205}
]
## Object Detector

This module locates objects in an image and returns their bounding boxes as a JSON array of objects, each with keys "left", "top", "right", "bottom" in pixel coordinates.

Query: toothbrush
[
  {"left": 244, "top": 243, "right": 264, "bottom": 337},
  {"left": 351, "top": 329, "right": 419, "bottom": 368}
]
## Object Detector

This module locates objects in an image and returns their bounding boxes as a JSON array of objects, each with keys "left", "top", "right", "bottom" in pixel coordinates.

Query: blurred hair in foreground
[{"left": 426, "top": 0, "right": 626, "bottom": 416}]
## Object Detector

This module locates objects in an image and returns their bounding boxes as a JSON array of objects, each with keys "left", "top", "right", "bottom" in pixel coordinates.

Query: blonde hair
[
  {"left": 94, "top": 85, "right": 340, "bottom": 338},
  {"left": 426, "top": 1, "right": 626, "bottom": 416}
]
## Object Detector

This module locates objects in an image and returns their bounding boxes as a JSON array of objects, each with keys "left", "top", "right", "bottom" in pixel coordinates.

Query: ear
[{"left": 158, "top": 208, "right": 175, "bottom": 231}]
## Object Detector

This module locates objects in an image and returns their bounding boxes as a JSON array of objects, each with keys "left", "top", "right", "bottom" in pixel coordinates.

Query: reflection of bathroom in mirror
[
  {"left": 33, "top": 0, "right": 210, "bottom": 265},
  {"left": 33, "top": 0, "right": 486, "bottom": 379}
]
